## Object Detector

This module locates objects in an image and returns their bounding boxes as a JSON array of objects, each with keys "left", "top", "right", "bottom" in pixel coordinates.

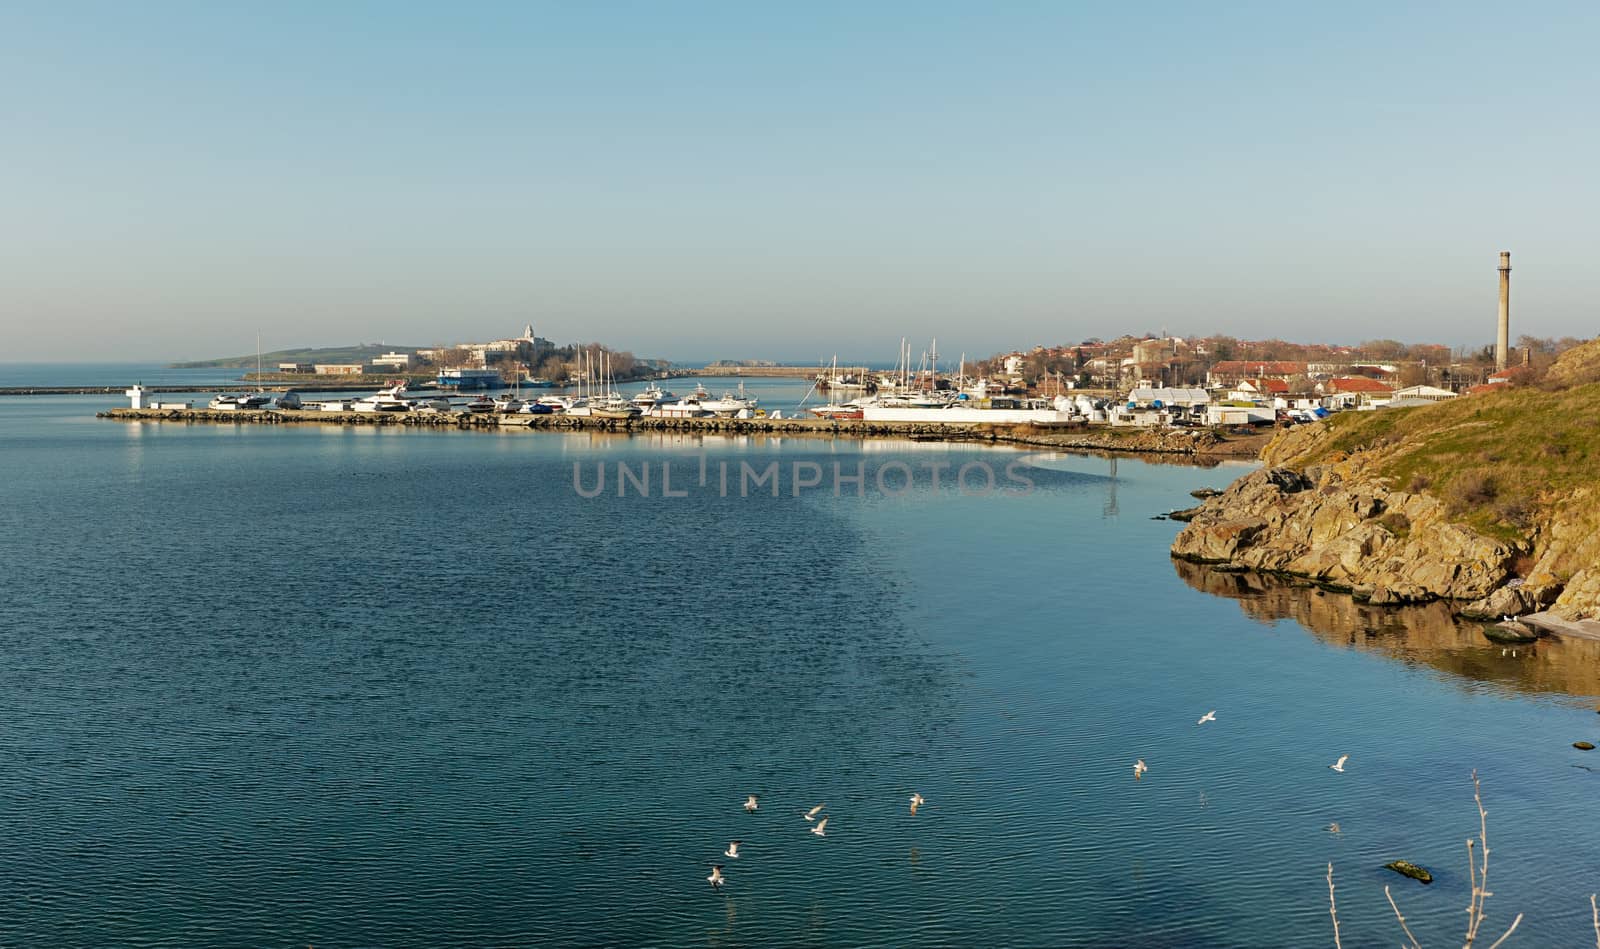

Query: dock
[{"left": 97, "top": 406, "right": 1265, "bottom": 459}]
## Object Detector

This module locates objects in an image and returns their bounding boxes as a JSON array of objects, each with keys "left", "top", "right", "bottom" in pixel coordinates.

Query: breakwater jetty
[
  {"left": 98, "top": 406, "right": 1266, "bottom": 459},
  {"left": 4, "top": 382, "right": 388, "bottom": 397}
]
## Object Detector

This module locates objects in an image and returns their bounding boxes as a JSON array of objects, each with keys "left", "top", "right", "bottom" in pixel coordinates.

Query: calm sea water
[
  {"left": 0, "top": 362, "right": 252, "bottom": 388},
  {"left": 1, "top": 394, "right": 1597, "bottom": 947}
]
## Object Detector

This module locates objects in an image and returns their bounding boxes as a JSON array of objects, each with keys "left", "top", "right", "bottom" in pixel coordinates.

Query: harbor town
[{"left": 101, "top": 268, "right": 1577, "bottom": 444}]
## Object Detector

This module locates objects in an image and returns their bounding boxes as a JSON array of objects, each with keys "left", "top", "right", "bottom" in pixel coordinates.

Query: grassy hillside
[
  {"left": 1266, "top": 339, "right": 1600, "bottom": 542},
  {"left": 171, "top": 344, "right": 418, "bottom": 369}
]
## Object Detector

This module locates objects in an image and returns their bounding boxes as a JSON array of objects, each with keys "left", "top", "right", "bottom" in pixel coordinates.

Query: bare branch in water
[
  {"left": 1384, "top": 884, "right": 1423, "bottom": 949},
  {"left": 1326, "top": 863, "right": 1342, "bottom": 949}
]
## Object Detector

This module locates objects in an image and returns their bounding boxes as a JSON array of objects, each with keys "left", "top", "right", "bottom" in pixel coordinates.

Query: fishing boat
[{"left": 590, "top": 395, "right": 642, "bottom": 419}]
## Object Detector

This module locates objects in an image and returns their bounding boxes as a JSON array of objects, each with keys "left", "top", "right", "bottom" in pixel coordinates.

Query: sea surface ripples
[{"left": 1, "top": 402, "right": 1597, "bottom": 946}]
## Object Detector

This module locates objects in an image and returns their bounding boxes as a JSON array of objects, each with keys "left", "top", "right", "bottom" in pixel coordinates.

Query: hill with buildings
[
  {"left": 171, "top": 326, "right": 664, "bottom": 383},
  {"left": 1171, "top": 337, "right": 1600, "bottom": 623},
  {"left": 172, "top": 344, "right": 416, "bottom": 369}
]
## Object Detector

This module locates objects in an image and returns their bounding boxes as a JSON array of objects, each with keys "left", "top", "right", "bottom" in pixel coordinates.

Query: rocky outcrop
[
  {"left": 1384, "top": 860, "right": 1433, "bottom": 884},
  {"left": 1172, "top": 454, "right": 1525, "bottom": 607}
]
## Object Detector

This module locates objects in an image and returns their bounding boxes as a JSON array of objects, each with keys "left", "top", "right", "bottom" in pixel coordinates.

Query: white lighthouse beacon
[{"left": 125, "top": 383, "right": 150, "bottom": 409}]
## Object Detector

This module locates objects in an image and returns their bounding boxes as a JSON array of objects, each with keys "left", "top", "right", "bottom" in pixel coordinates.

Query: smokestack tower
[{"left": 1495, "top": 251, "right": 1512, "bottom": 372}]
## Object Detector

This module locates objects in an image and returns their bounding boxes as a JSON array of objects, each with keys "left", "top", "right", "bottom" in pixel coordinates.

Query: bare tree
[{"left": 1334, "top": 772, "right": 1523, "bottom": 948}]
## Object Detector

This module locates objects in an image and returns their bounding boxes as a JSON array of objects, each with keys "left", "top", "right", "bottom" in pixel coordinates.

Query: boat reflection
[{"left": 1173, "top": 560, "right": 1600, "bottom": 700}]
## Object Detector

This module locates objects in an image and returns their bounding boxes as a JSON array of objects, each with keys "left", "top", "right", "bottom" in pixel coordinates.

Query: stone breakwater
[{"left": 98, "top": 407, "right": 1261, "bottom": 458}]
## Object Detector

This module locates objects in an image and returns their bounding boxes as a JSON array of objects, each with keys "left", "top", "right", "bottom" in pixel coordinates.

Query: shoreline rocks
[
  {"left": 1171, "top": 463, "right": 1523, "bottom": 606},
  {"left": 1170, "top": 422, "right": 1540, "bottom": 613}
]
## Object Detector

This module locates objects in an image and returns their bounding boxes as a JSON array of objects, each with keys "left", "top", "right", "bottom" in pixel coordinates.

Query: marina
[{"left": 97, "top": 403, "right": 1259, "bottom": 458}]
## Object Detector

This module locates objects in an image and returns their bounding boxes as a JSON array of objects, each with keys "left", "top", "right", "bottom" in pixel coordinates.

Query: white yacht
[
  {"left": 699, "top": 382, "right": 759, "bottom": 417},
  {"left": 631, "top": 383, "right": 676, "bottom": 407},
  {"left": 209, "top": 393, "right": 272, "bottom": 411},
  {"left": 352, "top": 382, "right": 413, "bottom": 413}
]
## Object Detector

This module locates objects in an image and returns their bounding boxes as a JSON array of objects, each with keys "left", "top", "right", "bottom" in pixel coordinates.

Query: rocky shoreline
[
  {"left": 1170, "top": 424, "right": 1600, "bottom": 634},
  {"left": 98, "top": 406, "right": 1268, "bottom": 460}
]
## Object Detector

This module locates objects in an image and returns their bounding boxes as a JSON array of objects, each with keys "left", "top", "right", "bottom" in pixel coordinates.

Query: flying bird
[
  {"left": 707, "top": 865, "right": 725, "bottom": 889},
  {"left": 744, "top": 795, "right": 758, "bottom": 813},
  {"left": 724, "top": 840, "right": 741, "bottom": 859},
  {"left": 802, "top": 803, "right": 825, "bottom": 822},
  {"left": 1133, "top": 759, "right": 1147, "bottom": 781},
  {"left": 1197, "top": 710, "right": 1217, "bottom": 725},
  {"left": 1329, "top": 755, "right": 1349, "bottom": 773},
  {"left": 811, "top": 817, "right": 829, "bottom": 837},
  {"left": 909, "top": 793, "right": 925, "bottom": 815}
]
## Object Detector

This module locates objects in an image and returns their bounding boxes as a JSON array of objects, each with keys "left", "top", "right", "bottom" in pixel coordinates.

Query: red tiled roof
[{"left": 1327, "top": 377, "right": 1394, "bottom": 393}]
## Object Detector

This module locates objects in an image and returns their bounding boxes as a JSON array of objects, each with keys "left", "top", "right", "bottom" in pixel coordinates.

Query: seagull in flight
[
  {"left": 707, "top": 865, "right": 725, "bottom": 889},
  {"left": 1133, "top": 759, "right": 1147, "bottom": 781},
  {"left": 744, "top": 795, "right": 758, "bottom": 813},
  {"left": 1329, "top": 755, "right": 1349, "bottom": 773},
  {"left": 724, "top": 840, "right": 741, "bottom": 859},
  {"left": 811, "top": 817, "right": 829, "bottom": 837},
  {"left": 909, "top": 793, "right": 925, "bottom": 815},
  {"left": 1197, "top": 710, "right": 1217, "bottom": 725},
  {"left": 802, "top": 803, "right": 825, "bottom": 822}
]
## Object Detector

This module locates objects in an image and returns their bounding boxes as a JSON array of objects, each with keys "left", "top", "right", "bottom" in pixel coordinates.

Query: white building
[
  {"left": 1127, "top": 387, "right": 1209, "bottom": 408},
  {"left": 1390, "top": 384, "right": 1457, "bottom": 402}
]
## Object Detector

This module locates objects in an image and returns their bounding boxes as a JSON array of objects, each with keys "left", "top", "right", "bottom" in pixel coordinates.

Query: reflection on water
[{"left": 1173, "top": 560, "right": 1600, "bottom": 700}]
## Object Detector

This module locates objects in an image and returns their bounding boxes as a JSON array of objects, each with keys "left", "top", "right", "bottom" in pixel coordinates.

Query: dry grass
[{"left": 1277, "top": 380, "right": 1600, "bottom": 540}]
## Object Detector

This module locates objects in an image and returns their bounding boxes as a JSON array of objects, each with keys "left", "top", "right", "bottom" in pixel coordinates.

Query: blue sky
[{"left": 2, "top": 1, "right": 1596, "bottom": 362}]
